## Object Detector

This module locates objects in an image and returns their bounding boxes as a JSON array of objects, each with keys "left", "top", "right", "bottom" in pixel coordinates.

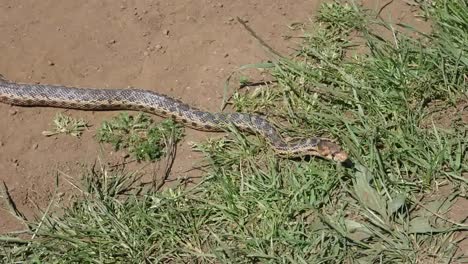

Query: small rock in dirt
[
  {"left": 225, "top": 17, "right": 235, "bottom": 24},
  {"left": 32, "top": 143, "right": 39, "bottom": 150},
  {"left": 0, "top": 141, "right": 4, "bottom": 147},
  {"left": 8, "top": 109, "right": 17, "bottom": 116},
  {"left": 155, "top": 44, "right": 162, "bottom": 50},
  {"left": 108, "top": 39, "right": 117, "bottom": 45},
  {"left": 47, "top": 60, "right": 55, "bottom": 66},
  {"left": 186, "top": 16, "right": 196, "bottom": 22},
  {"left": 164, "top": 29, "right": 170, "bottom": 36}
]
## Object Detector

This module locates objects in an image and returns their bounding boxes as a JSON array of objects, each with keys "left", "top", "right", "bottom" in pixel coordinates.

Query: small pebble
[
  {"left": 155, "top": 44, "right": 162, "bottom": 50},
  {"left": 47, "top": 60, "right": 55, "bottom": 66},
  {"left": 164, "top": 29, "right": 170, "bottom": 35},
  {"left": 0, "top": 141, "right": 4, "bottom": 147},
  {"left": 108, "top": 39, "right": 117, "bottom": 45},
  {"left": 32, "top": 143, "right": 39, "bottom": 150},
  {"left": 8, "top": 109, "right": 17, "bottom": 116},
  {"left": 186, "top": 16, "right": 196, "bottom": 22}
]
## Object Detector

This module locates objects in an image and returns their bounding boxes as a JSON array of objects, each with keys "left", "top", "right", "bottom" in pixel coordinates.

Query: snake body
[{"left": 0, "top": 77, "right": 348, "bottom": 162}]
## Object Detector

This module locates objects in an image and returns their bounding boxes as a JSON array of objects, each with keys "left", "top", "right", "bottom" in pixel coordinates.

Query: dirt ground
[{"left": 0, "top": 0, "right": 466, "bottom": 255}]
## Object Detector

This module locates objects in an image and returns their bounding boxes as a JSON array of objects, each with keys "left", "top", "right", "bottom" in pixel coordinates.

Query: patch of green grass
[
  {"left": 426, "top": 0, "right": 468, "bottom": 68},
  {"left": 42, "top": 112, "right": 89, "bottom": 137},
  {"left": 96, "top": 112, "right": 184, "bottom": 161},
  {"left": 1, "top": 0, "right": 467, "bottom": 263},
  {"left": 317, "top": 1, "right": 367, "bottom": 31}
]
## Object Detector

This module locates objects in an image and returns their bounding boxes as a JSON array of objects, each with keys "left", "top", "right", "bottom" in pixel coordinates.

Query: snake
[{"left": 0, "top": 76, "right": 348, "bottom": 162}]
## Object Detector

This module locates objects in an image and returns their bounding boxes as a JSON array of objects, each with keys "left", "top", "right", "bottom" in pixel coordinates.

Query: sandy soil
[{"left": 0, "top": 0, "right": 465, "bottom": 255}]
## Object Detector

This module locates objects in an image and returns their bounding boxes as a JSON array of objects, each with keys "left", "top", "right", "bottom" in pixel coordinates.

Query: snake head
[{"left": 317, "top": 140, "right": 349, "bottom": 162}]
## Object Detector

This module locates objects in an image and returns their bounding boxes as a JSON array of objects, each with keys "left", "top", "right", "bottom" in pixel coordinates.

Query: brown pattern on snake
[{"left": 0, "top": 78, "right": 348, "bottom": 162}]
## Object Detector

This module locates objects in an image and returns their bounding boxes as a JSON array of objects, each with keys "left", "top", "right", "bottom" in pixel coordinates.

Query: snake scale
[{"left": 0, "top": 76, "right": 348, "bottom": 162}]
